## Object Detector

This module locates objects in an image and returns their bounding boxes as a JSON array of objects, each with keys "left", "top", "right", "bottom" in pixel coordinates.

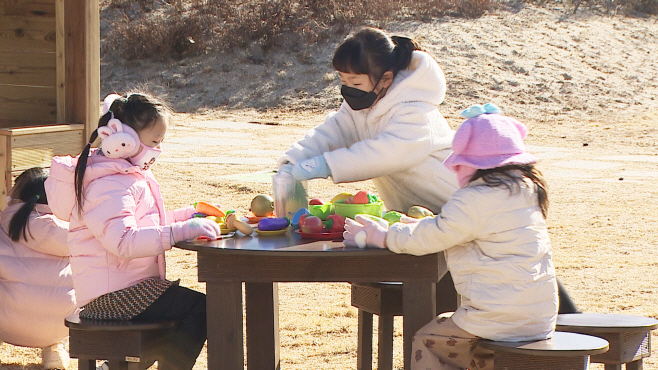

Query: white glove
[
  {"left": 171, "top": 218, "right": 221, "bottom": 243},
  {"left": 343, "top": 215, "right": 389, "bottom": 249}
]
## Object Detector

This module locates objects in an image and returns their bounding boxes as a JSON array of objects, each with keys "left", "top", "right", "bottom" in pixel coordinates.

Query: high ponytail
[
  {"left": 74, "top": 111, "right": 110, "bottom": 214},
  {"left": 390, "top": 36, "right": 422, "bottom": 74},
  {"left": 7, "top": 167, "right": 48, "bottom": 242},
  {"left": 332, "top": 27, "right": 423, "bottom": 84}
]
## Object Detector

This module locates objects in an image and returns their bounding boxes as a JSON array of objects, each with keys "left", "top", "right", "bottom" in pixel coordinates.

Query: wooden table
[{"left": 175, "top": 230, "right": 450, "bottom": 370}]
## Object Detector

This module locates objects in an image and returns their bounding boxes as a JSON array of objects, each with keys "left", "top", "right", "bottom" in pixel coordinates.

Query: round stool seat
[
  {"left": 478, "top": 331, "right": 609, "bottom": 357},
  {"left": 557, "top": 313, "right": 658, "bottom": 333}
]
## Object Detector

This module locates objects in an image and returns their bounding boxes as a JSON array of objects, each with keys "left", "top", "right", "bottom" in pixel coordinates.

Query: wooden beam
[
  {"left": 64, "top": 0, "right": 99, "bottom": 141},
  {"left": 55, "top": 0, "right": 64, "bottom": 123}
]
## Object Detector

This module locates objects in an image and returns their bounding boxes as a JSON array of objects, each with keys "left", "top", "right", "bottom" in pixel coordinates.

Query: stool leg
[
  {"left": 77, "top": 357, "right": 95, "bottom": 370},
  {"left": 377, "top": 314, "right": 394, "bottom": 370},
  {"left": 357, "top": 309, "right": 373, "bottom": 370},
  {"left": 604, "top": 364, "right": 622, "bottom": 370},
  {"left": 626, "top": 360, "right": 643, "bottom": 370}
]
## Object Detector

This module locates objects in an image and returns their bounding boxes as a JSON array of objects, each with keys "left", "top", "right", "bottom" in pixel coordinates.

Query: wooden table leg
[
  {"left": 402, "top": 282, "right": 436, "bottom": 370},
  {"left": 207, "top": 282, "right": 244, "bottom": 370},
  {"left": 245, "top": 282, "right": 280, "bottom": 370}
]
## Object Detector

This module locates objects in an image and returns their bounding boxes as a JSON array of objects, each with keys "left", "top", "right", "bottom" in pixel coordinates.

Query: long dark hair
[
  {"left": 332, "top": 27, "right": 422, "bottom": 84},
  {"left": 8, "top": 167, "right": 49, "bottom": 242},
  {"left": 470, "top": 164, "right": 549, "bottom": 219},
  {"left": 74, "top": 93, "right": 169, "bottom": 213}
]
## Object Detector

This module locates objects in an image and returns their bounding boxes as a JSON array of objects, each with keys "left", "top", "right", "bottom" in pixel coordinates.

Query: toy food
[
  {"left": 324, "top": 214, "right": 346, "bottom": 233},
  {"left": 407, "top": 205, "right": 434, "bottom": 219},
  {"left": 251, "top": 194, "right": 275, "bottom": 217},
  {"left": 225, "top": 213, "right": 253, "bottom": 236},
  {"left": 291, "top": 208, "right": 309, "bottom": 227},
  {"left": 258, "top": 217, "right": 290, "bottom": 231},
  {"left": 330, "top": 192, "right": 353, "bottom": 203},
  {"left": 352, "top": 190, "right": 377, "bottom": 204},
  {"left": 195, "top": 201, "right": 225, "bottom": 218},
  {"left": 309, "top": 198, "right": 324, "bottom": 205},
  {"left": 300, "top": 215, "right": 323, "bottom": 234},
  {"left": 383, "top": 210, "right": 403, "bottom": 225}
]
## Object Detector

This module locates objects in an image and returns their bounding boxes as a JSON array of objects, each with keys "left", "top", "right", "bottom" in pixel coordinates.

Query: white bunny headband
[{"left": 98, "top": 94, "right": 141, "bottom": 159}]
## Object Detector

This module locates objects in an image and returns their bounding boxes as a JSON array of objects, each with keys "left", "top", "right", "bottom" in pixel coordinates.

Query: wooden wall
[{"left": 0, "top": 0, "right": 58, "bottom": 126}]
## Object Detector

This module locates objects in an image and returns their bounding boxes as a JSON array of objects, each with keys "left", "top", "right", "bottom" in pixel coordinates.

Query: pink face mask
[{"left": 129, "top": 142, "right": 162, "bottom": 171}]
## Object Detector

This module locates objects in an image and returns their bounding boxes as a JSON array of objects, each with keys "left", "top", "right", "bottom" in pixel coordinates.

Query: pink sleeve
[
  {"left": 166, "top": 205, "right": 196, "bottom": 224},
  {"left": 23, "top": 214, "right": 70, "bottom": 257}
]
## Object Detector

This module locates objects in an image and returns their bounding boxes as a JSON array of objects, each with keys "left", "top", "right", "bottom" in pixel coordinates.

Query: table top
[
  {"left": 175, "top": 228, "right": 395, "bottom": 256},
  {"left": 175, "top": 228, "right": 448, "bottom": 283},
  {"left": 478, "top": 331, "right": 609, "bottom": 356},
  {"left": 557, "top": 313, "right": 658, "bottom": 332}
]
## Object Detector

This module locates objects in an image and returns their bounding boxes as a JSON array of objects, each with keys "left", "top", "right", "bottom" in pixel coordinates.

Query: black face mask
[{"left": 340, "top": 85, "right": 379, "bottom": 111}]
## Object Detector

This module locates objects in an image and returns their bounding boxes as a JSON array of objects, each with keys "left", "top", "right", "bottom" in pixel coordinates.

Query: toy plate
[
  {"left": 220, "top": 227, "right": 237, "bottom": 235},
  {"left": 245, "top": 214, "right": 273, "bottom": 224},
  {"left": 295, "top": 229, "right": 344, "bottom": 240},
  {"left": 254, "top": 227, "right": 289, "bottom": 236}
]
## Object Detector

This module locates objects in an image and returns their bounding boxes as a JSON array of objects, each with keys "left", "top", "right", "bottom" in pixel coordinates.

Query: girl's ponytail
[
  {"left": 74, "top": 111, "right": 111, "bottom": 213},
  {"left": 7, "top": 167, "right": 48, "bottom": 242},
  {"left": 390, "top": 36, "right": 422, "bottom": 74}
]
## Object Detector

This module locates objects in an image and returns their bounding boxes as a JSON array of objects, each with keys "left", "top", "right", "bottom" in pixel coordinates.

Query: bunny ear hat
[
  {"left": 443, "top": 104, "right": 537, "bottom": 172},
  {"left": 98, "top": 94, "right": 141, "bottom": 159}
]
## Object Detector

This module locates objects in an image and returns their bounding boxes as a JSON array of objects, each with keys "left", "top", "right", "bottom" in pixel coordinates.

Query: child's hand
[
  {"left": 291, "top": 155, "right": 331, "bottom": 181},
  {"left": 343, "top": 215, "right": 388, "bottom": 249},
  {"left": 171, "top": 218, "right": 221, "bottom": 243}
]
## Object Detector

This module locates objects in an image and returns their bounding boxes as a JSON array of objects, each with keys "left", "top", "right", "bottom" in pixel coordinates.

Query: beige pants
[{"left": 412, "top": 313, "right": 493, "bottom": 370}]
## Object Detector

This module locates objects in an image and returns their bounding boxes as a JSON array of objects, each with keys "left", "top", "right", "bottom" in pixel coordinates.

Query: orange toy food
[{"left": 195, "top": 201, "right": 225, "bottom": 218}]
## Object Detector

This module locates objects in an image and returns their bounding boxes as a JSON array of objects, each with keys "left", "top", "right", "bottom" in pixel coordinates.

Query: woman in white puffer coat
[{"left": 0, "top": 167, "right": 76, "bottom": 370}]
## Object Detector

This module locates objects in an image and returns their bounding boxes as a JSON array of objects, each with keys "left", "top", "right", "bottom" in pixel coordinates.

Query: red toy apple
[
  {"left": 301, "top": 215, "right": 324, "bottom": 234},
  {"left": 325, "top": 214, "right": 346, "bottom": 233},
  {"left": 309, "top": 198, "right": 324, "bottom": 205}
]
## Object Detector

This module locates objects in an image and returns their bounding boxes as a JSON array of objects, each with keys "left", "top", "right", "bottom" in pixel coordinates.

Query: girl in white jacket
[
  {"left": 0, "top": 167, "right": 76, "bottom": 370},
  {"left": 344, "top": 104, "right": 559, "bottom": 370},
  {"left": 278, "top": 26, "right": 459, "bottom": 214}
]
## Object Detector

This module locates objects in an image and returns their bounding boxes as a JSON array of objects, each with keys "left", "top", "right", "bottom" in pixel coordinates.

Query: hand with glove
[
  {"left": 343, "top": 215, "right": 389, "bottom": 249},
  {"left": 291, "top": 155, "right": 331, "bottom": 181},
  {"left": 278, "top": 162, "right": 294, "bottom": 176},
  {"left": 171, "top": 218, "right": 221, "bottom": 243}
]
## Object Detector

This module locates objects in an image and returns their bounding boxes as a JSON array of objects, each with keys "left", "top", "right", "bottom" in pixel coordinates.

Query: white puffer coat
[
  {"left": 386, "top": 178, "right": 558, "bottom": 341},
  {"left": 278, "top": 51, "right": 459, "bottom": 213}
]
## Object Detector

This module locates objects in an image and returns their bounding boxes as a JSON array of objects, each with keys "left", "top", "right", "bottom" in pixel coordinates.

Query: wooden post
[
  {"left": 64, "top": 0, "right": 100, "bottom": 142},
  {"left": 55, "top": 0, "right": 65, "bottom": 124}
]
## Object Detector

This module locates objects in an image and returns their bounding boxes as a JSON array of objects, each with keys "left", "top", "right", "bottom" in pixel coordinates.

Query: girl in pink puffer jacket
[
  {"left": 46, "top": 93, "right": 221, "bottom": 370},
  {"left": 0, "top": 167, "right": 76, "bottom": 370}
]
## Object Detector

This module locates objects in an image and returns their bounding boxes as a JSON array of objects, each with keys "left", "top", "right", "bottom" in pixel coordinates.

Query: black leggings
[
  {"left": 133, "top": 285, "right": 207, "bottom": 370},
  {"left": 557, "top": 279, "right": 580, "bottom": 314}
]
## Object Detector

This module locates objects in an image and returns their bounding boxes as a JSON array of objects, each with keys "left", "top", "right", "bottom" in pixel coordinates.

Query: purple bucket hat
[{"left": 443, "top": 112, "right": 537, "bottom": 172}]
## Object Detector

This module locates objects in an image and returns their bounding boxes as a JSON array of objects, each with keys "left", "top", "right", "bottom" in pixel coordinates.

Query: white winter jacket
[
  {"left": 0, "top": 203, "right": 76, "bottom": 348},
  {"left": 278, "top": 51, "right": 459, "bottom": 213},
  {"left": 386, "top": 178, "right": 558, "bottom": 341}
]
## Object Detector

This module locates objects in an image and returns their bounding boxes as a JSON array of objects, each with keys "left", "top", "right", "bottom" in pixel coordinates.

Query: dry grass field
[{"left": 2, "top": 2, "right": 658, "bottom": 369}]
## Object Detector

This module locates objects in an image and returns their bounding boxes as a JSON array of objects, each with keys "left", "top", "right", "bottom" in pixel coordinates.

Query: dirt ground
[{"left": 2, "top": 3, "right": 658, "bottom": 370}]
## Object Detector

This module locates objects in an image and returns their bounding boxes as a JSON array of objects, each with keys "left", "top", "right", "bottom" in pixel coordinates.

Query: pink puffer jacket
[
  {"left": 0, "top": 203, "right": 76, "bottom": 348},
  {"left": 46, "top": 150, "right": 192, "bottom": 307}
]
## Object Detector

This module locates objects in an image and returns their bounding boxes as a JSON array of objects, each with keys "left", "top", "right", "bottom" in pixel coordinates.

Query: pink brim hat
[{"left": 443, "top": 113, "right": 537, "bottom": 172}]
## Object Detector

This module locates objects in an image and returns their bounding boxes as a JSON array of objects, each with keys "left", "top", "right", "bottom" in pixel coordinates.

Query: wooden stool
[
  {"left": 477, "top": 331, "right": 609, "bottom": 370},
  {"left": 350, "top": 273, "right": 459, "bottom": 370},
  {"left": 557, "top": 313, "right": 658, "bottom": 370},
  {"left": 65, "top": 313, "right": 179, "bottom": 370}
]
